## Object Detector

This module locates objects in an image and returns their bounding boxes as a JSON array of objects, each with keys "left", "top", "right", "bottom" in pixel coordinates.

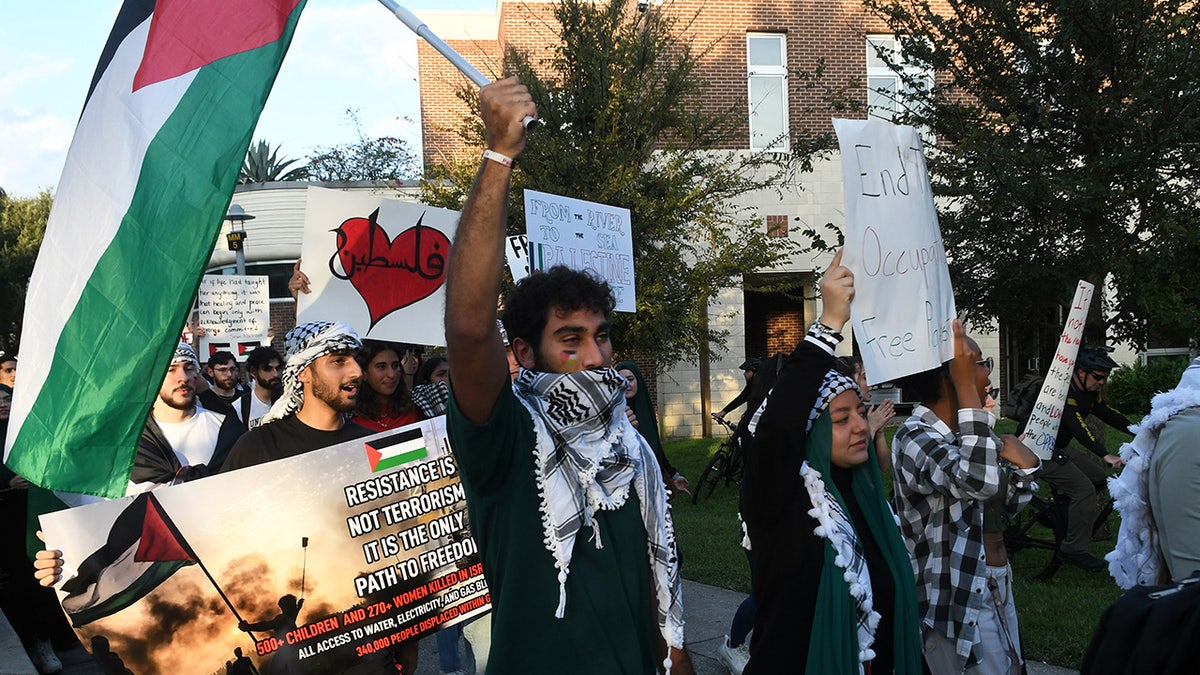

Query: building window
[
  {"left": 766, "top": 215, "right": 788, "bottom": 238},
  {"left": 866, "top": 35, "right": 933, "bottom": 123},
  {"left": 747, "top": 33, "right": 789, "bottom": 152}
]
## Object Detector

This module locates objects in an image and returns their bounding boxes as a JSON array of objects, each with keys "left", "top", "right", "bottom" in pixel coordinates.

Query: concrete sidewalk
[{"left": 30, "top": 579, "right": 1080, "bottom": 674}]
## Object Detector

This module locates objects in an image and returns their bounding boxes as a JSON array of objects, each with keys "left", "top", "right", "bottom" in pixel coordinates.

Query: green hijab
[
  {"left": 617, "top": 361, "right": 662, "bottom": 455},
  {"left": 804, "top": 406, "right": 923, "bottom": 674}
]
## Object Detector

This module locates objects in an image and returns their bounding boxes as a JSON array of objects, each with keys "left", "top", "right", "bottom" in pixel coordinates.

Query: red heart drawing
[{"left": 329, "top": 209, "right": 451, "bottom": 328}]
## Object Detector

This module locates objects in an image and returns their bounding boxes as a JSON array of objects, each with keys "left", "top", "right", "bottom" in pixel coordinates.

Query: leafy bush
[{"left": 1106, "top": 357, "right": 1192, "bottom": 415}]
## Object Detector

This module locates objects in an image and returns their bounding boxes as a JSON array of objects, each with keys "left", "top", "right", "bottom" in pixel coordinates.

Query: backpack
[{"left": 1002, "top": 373, "right": 1044, "bottom": 431}]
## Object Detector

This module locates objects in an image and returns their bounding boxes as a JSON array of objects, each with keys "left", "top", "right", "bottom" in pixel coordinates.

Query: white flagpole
[{"left": 377, "top": 0, "right": 540, "bottom": 129}]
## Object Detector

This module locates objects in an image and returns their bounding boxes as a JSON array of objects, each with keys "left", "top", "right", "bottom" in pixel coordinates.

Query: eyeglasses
[
  {"left": 976, "top": 356, "right": 994, "bottom": 371},
  {"left": 1089, "top": 370, "right": 1109, "bottom": 382},
  {"left": 988, "top": 387, "right": 999, "bottom": 400}
]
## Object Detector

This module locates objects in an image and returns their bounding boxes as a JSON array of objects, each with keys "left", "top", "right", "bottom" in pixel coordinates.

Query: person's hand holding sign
[
  {"left": 948, "top": 319, "right": 983, "bottom": 410},
  {"left": 818, "top": 248, "right": 854, "bottom": 332}
]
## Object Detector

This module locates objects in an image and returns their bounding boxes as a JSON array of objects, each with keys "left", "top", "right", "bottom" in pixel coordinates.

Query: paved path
[{"left": 17, "top": 579, "right": 1080, "bottom": 674}]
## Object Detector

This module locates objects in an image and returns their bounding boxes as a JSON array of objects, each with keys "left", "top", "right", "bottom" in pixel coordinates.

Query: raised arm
[{"left": 445, "top": 78, "right": 538, "bottom": 424}]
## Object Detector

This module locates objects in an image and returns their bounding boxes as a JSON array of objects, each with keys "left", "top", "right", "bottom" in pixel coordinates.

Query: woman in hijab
[
  {"left": 618, "top": 361, "right": 688, "bottom": 496},
  {"left": 742, "top": 251, "right": 921, "bottom": 674}
]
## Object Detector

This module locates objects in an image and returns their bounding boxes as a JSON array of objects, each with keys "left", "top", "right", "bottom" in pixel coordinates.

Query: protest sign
[
  {"left": 834, "top": 119, "right": 956, "bottom": 385},
  {"left": 40, "top": 417, "right": 489, "bottom": 674},
  {"left": 506, "top": 234, "right": 530, "bottom": 282},
  {"left": 298, "top": 187, "right": 457, "bottom": 346},
  {"left": 197, "top": 274, "right": 271, "bottom": 360},
  {"left": 524, "top": 189, "right": 636, "bottom": 313},
  {"left": 1022, "top": 280, "right": 1095, "bottom": 459}
]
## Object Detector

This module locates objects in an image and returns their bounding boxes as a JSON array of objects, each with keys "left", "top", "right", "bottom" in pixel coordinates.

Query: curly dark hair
[
  {"left": 501, "top": 266, "right": 615, "bottom": 357},
  {"left": 354, "top": 340, "right": 414, "bottom": 420},
  {"left": 245, "top": 346, "right": 282, "bottom": 375}
]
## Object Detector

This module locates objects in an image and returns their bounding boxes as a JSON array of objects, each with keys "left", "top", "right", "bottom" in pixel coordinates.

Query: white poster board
[
  {"left": 1022, "top": 280, "right": 1095, "bottom": 459},
  {"left": 297, "top": 187, "right": 457, "bottom": 346},
  {"left": 523, "top": 189, "right": 636, "bottom": 313},
  {"left": 197, "top": 275, "right": 270, "bottom": 361},
  {"left": 506, "top": 234, "right": 530, "bottom": 282},
  {"left": 835, "top": 119, "right": 956, "bottom": 385}
]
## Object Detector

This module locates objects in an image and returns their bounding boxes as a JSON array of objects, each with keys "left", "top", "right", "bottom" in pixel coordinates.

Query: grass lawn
[{"left": 665, "top": 417, "right": 1132, "bottom": 669}]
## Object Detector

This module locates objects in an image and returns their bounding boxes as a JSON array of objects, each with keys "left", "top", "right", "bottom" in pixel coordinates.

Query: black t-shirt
[
  {"left": 221, "top": 414, "right": 371, "bottom": 471},
  {"left": 197, "top": 389, "right": 239, "bottom": 418}
]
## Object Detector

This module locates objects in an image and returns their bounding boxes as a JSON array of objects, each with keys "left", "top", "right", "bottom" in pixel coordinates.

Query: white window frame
[
  {"left": 866, "top": 34, "right": 933, "bottom": 124},
  {"left": 747, "top": 33, "right": 789, "bottom": 152}
]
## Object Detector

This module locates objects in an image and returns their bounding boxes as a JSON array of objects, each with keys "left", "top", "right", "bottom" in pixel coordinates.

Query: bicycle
[
  {"left": 1003, "top": 481, "right": 1116, "bottom": 581},
  {"left": 692, "top": 415, "right": 745, "bottom": 504}
]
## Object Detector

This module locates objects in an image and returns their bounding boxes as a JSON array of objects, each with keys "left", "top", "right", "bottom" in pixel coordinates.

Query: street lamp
[{"left": 224, "top": 204, "right": 255, "bottom": 275}]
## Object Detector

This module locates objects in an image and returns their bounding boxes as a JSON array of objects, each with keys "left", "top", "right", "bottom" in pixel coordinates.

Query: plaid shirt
[{"left": 893, "top": 404, "right": 1037, "bottom": 661}]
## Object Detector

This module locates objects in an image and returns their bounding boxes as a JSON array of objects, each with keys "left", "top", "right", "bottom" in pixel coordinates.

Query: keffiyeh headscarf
[
  {"left": 260, "top": 321, "right": 361, "bottom": 425},
  {"left": 172, "top": 342, "right": 200, "bottom": 372},
  {"left": 801, "top": 368, "right": 922, "bottom": 674},
  {"left": 511, "top": 366, "right": 685, "bottom": 669},
  {"left": 1107, "top": 358, "right": 1200, "bottom": 588}
]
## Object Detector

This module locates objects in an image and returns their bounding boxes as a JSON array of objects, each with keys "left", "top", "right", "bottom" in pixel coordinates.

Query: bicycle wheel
[{"left": 692, "top": 448, "right": 730, "bottom": 504}]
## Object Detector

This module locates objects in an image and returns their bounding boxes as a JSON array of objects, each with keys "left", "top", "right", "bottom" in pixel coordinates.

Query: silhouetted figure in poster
[
  {"left": 91, "top": 636, "right": 133, "bottom": 675},
  {"left": 240, "top": 594, "right": 302, "bottom": 674},
  {"left": 226, "top": 646, "right": 260, "bottom": 675}
]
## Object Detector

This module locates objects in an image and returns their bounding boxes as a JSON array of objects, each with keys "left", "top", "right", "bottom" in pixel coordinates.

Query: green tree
[
  {"left": 239, "top": 139, "right": 308, "bottom": 183},
  {"left": 306, "top": 110, "right": 419, "bottom": 182},
  {"left": 0, "top": 190, "right": 52, "bottom": 352},
  {"left": 422, "top": 0, "right": 827, "bottom": 368},
  {"left": 864, "top": 0, "right": 1200, "bottom": 356}
]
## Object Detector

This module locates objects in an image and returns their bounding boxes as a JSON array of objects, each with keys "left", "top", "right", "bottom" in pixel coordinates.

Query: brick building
[{"left": 414, "top": 0, "right": 1007, "bottom": 438}]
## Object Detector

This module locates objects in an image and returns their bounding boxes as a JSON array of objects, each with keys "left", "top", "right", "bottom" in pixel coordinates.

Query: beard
[
  {"left": 311, "top": 374, "right": 357, "bottom": 413},
  {"left": 254, "top": 373, "right": 282, "bottom": 398},
  {"left": 159, "top": 385, "right": 196, "bottom": 411}
]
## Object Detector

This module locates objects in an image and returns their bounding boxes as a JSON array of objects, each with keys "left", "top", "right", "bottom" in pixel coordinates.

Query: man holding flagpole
[{"left": 444, "top": 78, "right": 692, "bottom": 674}]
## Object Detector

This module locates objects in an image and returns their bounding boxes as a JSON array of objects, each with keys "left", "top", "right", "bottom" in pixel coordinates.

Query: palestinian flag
[
  {"left": 61, "top": 492, "right": 197, "bottom": 627},
  {"left": 3, "top": 0, "right": 306, "bottom": 498},
  {"left": 366, "top": 427, "right": 428, "bottom": 473}
]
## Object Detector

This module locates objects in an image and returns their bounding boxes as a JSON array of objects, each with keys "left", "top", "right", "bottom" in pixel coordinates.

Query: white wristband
[{"left": 482, "top": 149, "right": 514, "bottom": 168}]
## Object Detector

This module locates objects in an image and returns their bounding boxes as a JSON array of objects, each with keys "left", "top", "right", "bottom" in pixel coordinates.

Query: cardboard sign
[
  {"left": 40, "top": 418, "right": 489, "bottom": 674},
  {"left": 197, "top": 275, "right": 270, "bottom": 361},
  {"left": 835, "top": 119, "right": 956, "bottom": 385},
  {"left": 297, "top": 187, "right": 457, "bottom": 346},
  {"left": 523, "top": 189, "right": 636, "bottom": 313},
  {"left": 1022, "top": 280, "right": 1095, "bottom": 459}
]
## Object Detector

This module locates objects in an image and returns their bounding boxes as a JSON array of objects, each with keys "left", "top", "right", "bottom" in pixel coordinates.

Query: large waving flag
[
  {"left": 60, "top": 492, "right": 197, "bottom": 626},
  {"left": 3, "top": 0, "right": 306, "bottom": 498}
]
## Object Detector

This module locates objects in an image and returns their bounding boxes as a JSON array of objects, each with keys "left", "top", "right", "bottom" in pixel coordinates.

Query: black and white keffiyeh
[
  {"left": 809, "top": 368, "right": 858, "bottom": 432},
  {"left": 805, "top": 368, "right": 881, "bottom": 663},
  {"left": 411, "top": 381, "right": 450, "bottom": 418},
  {"left": 260, "top": 321, "right": 361, "bottom": 425},
  {"left": 1108, "top": 358, "right": 1200, "bottom": 588},
  {"left": 511, "top": 366, "right": 685, "bottom": 664},
  {"left": 801, "top": 460, "right": 881, "bottom": 662},
  {"left": 172, "top": 341, "right": 200, "bottom": 371}
]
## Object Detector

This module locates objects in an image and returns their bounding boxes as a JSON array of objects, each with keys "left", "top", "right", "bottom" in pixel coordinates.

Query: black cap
[
  {"left": 0, "top": 351, "right": 15, "bottom": 365},
  {"left": 738, "top": 357, "right": 763, "bottom": 372}
]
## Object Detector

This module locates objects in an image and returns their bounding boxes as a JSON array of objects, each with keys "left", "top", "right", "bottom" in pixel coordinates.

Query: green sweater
[{"left": 447, "top": 386, "right": 658, "bottom": 674}]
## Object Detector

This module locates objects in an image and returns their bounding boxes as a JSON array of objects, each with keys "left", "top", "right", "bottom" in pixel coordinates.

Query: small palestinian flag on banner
[
  {"left": 60, "top": 493, "right": 197, "bottom": 627},
  {"left": 365, "top": 427, "right": 428, "bottom": 473}
]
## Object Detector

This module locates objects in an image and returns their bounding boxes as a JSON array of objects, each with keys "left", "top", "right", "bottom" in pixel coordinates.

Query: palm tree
[{"left": 239, "top": 140, "right": 308, "bottom": 183}]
